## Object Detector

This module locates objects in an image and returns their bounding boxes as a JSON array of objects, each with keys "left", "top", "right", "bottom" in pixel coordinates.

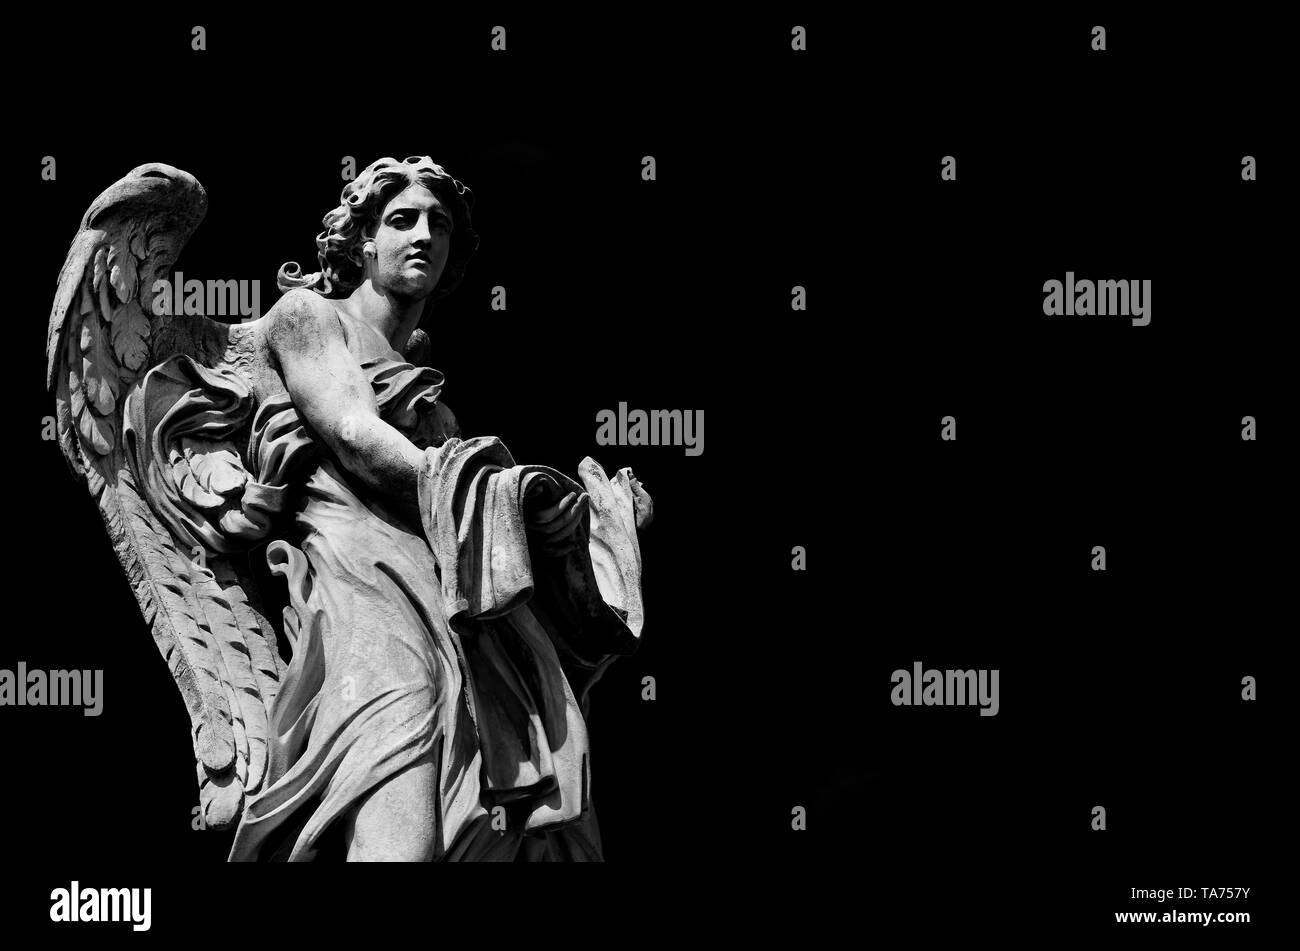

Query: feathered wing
[{"left": 47, "top": 164, "right": 286, "bottom": 829}]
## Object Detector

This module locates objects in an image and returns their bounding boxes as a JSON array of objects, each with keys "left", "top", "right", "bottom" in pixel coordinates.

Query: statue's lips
[{"left": 406, "top": 256, "right": 431, "bottom": 268}]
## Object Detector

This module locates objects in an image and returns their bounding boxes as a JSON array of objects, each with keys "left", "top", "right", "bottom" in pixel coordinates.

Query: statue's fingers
[
  {"left": 530, "top": 491, "right": 580, "bottom": 526},
  {"left": 633, "top": 482, "right": 654, "bottom": 530},
  {"left": 535, "top": 494, "right": 587, "bottom": 537}
]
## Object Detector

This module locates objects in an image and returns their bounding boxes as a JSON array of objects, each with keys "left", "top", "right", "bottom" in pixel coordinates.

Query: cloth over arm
[{"left": 415, "top": 435, "right": 646, "bottom": 829}]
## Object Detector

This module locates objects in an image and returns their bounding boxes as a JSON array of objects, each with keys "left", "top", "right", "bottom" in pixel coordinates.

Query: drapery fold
[{"left": 415, "top": 436, "right": 642, "bottom": 826}]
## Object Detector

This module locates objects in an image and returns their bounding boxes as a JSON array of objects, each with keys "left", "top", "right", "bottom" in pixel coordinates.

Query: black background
[{"left": 4, "top": 9, "right": 1285, "bottom": 940}]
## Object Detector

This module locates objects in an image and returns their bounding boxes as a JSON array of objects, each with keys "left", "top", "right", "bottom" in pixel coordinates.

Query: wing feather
[{"left": 47, "top": 164, "right": 287, "bottom": 833}]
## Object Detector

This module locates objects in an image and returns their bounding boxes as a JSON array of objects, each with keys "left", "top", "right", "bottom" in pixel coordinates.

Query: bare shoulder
[
  {"left": 233, "top": 290, "right": 348, "bottom": 399},
  {"left": 264, "top": 288, "right": 344, "bottom": 352}
]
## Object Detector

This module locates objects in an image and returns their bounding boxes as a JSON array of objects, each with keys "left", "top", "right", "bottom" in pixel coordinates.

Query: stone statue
[{"left": 46, "top": 157, "right": 652, "bottom": 861}]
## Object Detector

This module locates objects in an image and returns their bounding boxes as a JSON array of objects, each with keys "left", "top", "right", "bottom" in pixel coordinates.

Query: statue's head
[{"left": 278, "top": 156, "right": 479, "bottom": 302}]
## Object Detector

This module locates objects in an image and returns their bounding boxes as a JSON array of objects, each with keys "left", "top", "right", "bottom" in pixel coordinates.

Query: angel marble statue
[{"left": 46, "top": 157, "right": 652, "bottom": 861}]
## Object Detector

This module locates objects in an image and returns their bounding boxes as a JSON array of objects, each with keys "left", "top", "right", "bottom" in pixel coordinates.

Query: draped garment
[{"left": 131, "top": 312, "right": 645, "bottom": 861}]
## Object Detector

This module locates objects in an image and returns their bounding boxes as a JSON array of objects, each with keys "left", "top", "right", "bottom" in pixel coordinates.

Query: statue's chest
[{"left": 337, "top": 312, "right": 402, "bottom": 364}]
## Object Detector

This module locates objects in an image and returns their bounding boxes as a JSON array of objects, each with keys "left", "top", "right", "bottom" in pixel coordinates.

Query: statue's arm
[{"left": 265, "top": 289, "right": 423, "bottom": 515}]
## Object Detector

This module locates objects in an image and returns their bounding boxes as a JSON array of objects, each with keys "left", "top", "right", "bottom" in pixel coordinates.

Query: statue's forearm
[{"left": 333, "top": 412, "right": 425, "bottom": 520}]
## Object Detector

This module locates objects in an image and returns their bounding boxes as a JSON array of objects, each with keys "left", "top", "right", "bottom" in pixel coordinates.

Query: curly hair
[{"left": 278, "top": 156, "right": 479, "bottom": 301}]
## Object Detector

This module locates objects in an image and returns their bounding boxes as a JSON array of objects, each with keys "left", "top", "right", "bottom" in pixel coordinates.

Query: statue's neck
[{"left": 339, "top": 280, "right": 426, "bottom": 353}]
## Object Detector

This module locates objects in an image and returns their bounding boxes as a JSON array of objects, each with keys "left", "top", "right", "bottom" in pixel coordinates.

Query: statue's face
[{"left": 366, "top": 182, "right": 452, "bottom": 299}]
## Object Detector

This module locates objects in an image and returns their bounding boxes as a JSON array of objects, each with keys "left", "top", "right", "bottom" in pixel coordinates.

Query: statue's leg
[{"left": 343, "top": 751, "right": 439, "bottom": 861}]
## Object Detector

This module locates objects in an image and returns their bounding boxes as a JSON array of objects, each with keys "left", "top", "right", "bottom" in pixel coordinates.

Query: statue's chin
[{"left": 388, "top": 278, "right": 437, "bottom": 303}]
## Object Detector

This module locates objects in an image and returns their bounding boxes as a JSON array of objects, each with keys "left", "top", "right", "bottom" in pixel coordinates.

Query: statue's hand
[
  {"left": 627, "top": 471, "right": 653, "bottom": 531},
  {"left": 524, "top": 480, "right": 589, "bottom": 557}
]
